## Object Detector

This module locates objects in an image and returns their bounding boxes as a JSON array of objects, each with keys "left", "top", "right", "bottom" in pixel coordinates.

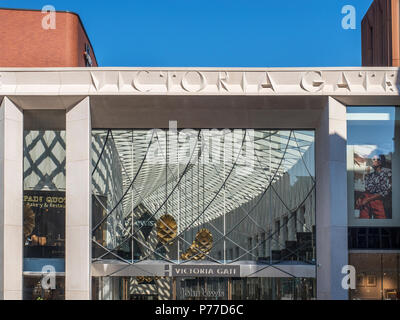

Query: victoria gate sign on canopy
[{"left": 171, "top": 265, "right": 240, "bottom": 277}]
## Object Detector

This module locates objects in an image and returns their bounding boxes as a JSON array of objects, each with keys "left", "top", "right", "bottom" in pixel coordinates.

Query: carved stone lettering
[
  {"left": 300, "top": 71, "right": 325, "bottom": 92},
  {"left": 181, "top": 71, "right": 207, "bottom": 92}
]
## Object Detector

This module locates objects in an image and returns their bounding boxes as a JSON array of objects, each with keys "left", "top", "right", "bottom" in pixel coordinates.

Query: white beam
[
  {"left": 316, "top": 97, "right": 348, "bottom": 300},
  {"left": 65, "top": 97, "right": 92, "bottom": 300}
]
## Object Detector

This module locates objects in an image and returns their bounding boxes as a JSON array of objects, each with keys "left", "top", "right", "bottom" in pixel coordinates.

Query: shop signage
[
  {"left": 171, "top": 265, "right": 240, "bottom": 277},
  {"left": 24, "top": 190, "right": 66, "bottom": 209}
]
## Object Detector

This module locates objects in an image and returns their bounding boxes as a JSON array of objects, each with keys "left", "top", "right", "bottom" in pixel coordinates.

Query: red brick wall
[{"left": 0, "top": 9, "right": 97, "bottom": 67}]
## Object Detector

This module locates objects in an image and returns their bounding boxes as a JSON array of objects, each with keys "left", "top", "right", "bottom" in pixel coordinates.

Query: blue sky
[{"left": 2, "top": 0, "right": 374, "bottom": 67}]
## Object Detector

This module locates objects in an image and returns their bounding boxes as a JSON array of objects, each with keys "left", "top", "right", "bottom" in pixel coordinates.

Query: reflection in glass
[
  {"left": 347, "top": 107, "right": 400, "bottom": 224},
  {"left": 91, "top": 129, "right": 316, "bottom": 300},
  {"left": 350, "top": 253, "right": 400, "bottom": 300},
  {"left": 23, "top": 131, "right": 66, "bottom": 260},
  {"left": 23, "top": 131, "right": 67, "bottom": 300},
  {"left": 92, "top": 276, "right": 316, "bottom": 301},
  {"left": 23, "top": 276, "right": 65, "bottom": 300},
  {"left": 347, "top": 107, "right": 400, "bottom": 300}
]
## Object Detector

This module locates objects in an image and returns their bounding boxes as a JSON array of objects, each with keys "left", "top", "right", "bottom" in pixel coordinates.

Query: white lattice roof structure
[{"left": 92, "top": 129, "right": 315, "bottom": 231}]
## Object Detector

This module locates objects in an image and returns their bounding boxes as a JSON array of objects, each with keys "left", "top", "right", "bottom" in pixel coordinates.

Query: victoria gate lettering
[
  {"left": 121, "top": 70, "right": 397, "bottom": 94},
  {"left": 172, "top": 265, "right": 240, "bottom": 277}
]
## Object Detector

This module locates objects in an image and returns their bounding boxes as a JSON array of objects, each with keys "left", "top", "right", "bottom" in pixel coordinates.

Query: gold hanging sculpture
[
  {"left": 181, "top": 228, "right": 213, "bottom": 261},
  {"left": 156, "top": 214, "right": 177, "bottom": 244}
]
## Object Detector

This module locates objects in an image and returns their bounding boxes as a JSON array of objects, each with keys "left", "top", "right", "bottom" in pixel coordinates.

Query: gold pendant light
[
  {"left": 156, "top": 214, "right": 178, "bottom": 244},
  {"left": 181, "top": 228, "right": 213, "bottom": 261}
]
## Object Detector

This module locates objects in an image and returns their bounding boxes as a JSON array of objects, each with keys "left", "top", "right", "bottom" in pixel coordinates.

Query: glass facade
[
  {"left": 231, "top": 278, "right": 315, "bottom": 300},
  {"left": 92, "top": 276, "right": 316, "bottom": 301},
  {"left": 347, "top": 107, "right": 400, "bottom": 225},
  {"left": 23, "top": 275, "right": 65, "bottom": 300},
  {"left": 19, "top": 128, "right": 317, "bottom": 300},
  {"left": 23, "top": 131, "right": 66, "bottom": 300},
  {"left": 349, "top": 253, "right": 400, "bottom": 300},
  {"left": 91, "top": 129, "right": 316, "bottom": 300},
  {"left": 347, "top": 106, "right": 400, "bottom": 300}
]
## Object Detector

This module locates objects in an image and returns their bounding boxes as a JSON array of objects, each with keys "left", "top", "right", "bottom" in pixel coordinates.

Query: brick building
[{"left": 0, "top": 8, "right": 97, "bottom": 67}]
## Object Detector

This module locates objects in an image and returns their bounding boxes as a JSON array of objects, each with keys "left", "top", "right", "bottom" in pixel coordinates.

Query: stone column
[
  {"left": 65, "top": 97, "right": 92, "bottom": 300},
  {"left": 0, "top": 97, "right": 23, "bottom": 300},
  {"left": 316, "top": 97, "right": 348, "bottom": 300}
]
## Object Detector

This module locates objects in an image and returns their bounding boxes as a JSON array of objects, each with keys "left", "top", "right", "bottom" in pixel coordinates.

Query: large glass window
[
  {"left": 23, "top": 275, "right": 65, "bottom": 300},
  {"left": 23, "top": 131, "right": 66, "bottom": 300},
  {"left": 347, "top": 106, "right": 400, "bottom": 300},
  {"left": 23, "top": 190, "right": 65, "bottom": 259},
  {"left": 349, "top": 253, "right": 400, "bottom": 300},
  {"left": 347, "top": 107, "right": 400, "bottom": 226},
  {"left": 91, "top": 129, "right": 316, "bottom": 300},
  {"left": 92, "top": 276, "right": 316, "bottom": 301}
]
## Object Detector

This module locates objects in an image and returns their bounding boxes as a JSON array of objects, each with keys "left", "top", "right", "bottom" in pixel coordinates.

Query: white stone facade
[{"left": 1, "top": 67, "right": 399, "bottom": 300}]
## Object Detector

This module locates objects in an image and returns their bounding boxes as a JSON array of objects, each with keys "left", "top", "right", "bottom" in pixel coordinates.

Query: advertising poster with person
[
  {"left": 347, "top": 106, "right": 399, "bottom": 228},
  {"left": 352, "top": 147, "right": 392, "bottom": 220}
]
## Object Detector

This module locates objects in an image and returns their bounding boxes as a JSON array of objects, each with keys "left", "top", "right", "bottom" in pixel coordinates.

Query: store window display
[{"left": 347, "top": 107, "right": 400, "bottom": 300}]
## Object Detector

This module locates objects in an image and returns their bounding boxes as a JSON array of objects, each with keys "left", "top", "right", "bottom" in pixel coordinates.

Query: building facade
[
  {"left": 362, "top": 0, "right": 400, "bottom": 66},
  {"left": 0, "top": 8, "right": 97, "bottom": 67},
  {"left": 0, "top": 6, "right": 399, "bottom": 301},
  {"left": 0, "top": 67, "right": 399, "bottom": 300}
]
